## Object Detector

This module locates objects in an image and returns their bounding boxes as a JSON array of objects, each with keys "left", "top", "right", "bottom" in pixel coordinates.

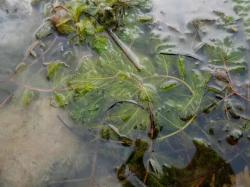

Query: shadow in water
[{"left": 117, "top": 139, "right": 234, "bottom": 187}]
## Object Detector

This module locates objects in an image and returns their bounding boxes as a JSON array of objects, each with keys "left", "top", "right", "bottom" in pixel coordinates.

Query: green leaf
[
  {"left": 56, "top": 20, "right": 75, "bottom": 34},
  {"left": 91, "top": 35, "right": 109, "bottom": 53},
  {"left": 149, "top": 158, "right": 163, "bottom": 176},
  {"left": 139, "top": 83, "right": 156, "bottom": 102},
  {"left": 138, "top": 15, "right": 153, "bottom": 24},
  {"left": 160, "top": 80, "right": 179, "bottom": 91},
  {"left": 54, "top": 93, "right": 68, "bottom": 107},
  {"left": 67, "top": 2, "right": 87, "bottom": 22},
  {"left": 21, "top": 89, "right": 37, "bottom": 107},
  {"left": 46, "top": 61, "right": 67, "bottom": 80},
  {"left": 76, "top": 19, "right": 96, "bottom": 36},
  {"left": 68, "top": 82, "right": 95, "bottom": 97},
  {"left": 177, "top": 57, "right": 185, "bottom": 79}
]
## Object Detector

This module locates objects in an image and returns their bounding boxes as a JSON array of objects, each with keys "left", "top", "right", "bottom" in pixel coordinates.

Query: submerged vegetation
[{"left": 1, "top": 0, "right": 250, "bottom": 186}]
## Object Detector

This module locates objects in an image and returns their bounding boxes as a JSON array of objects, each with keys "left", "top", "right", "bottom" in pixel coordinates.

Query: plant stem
[{"left": 107, "top": 29, "right": 143, "bottom": 71}]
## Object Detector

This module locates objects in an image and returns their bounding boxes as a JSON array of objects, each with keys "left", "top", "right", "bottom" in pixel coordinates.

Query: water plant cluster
[{"left": 12, "top": 0, "right": 250, "bottom": 186}]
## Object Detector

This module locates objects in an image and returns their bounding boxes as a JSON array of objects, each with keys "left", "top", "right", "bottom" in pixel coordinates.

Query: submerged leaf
[
  {"left": 177, "top": 57, "right": 185, "bottom": 79},
  {"left": 138, "top": 15, "right": 153, "bottom": 23},
  {"left": 149, "top": 159, "right": 163, "bottom": 176},
  {"left": 54, "top": 93, "right": 68, "bottom": 107},
  {"left": 76, "top": 19, "right": 96, "bottom": 36},
  {"left": 91, "top": 35, "right": 109, "bottom": 53},
  {"left": 160, "top": 80, "right": 179, "bottom": 91},
  {"left": 46, "top": 61, "right": 67, "bottom": 80},
  {"left": 21, "top": 89, "right": 37, "bottom": 107},
  {"left": 139, "top": 84, "right": 156, "bottom": 102}
]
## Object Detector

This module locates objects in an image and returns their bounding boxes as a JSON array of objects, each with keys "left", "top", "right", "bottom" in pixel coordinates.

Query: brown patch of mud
[{"left": 0, "top": 99, "right": 87, "bottom": 187}]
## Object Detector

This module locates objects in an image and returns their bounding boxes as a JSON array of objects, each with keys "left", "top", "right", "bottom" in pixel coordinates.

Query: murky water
[{"left": 0, "top": 0, "right": 249, "bottom": 186}]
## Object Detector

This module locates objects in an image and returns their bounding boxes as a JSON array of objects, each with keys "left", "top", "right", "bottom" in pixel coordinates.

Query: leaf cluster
[
  {"left": 46, "top": 0, "right": 151, "bottom": 51},
  {"left": 59, "top": 49, "right": 211, "bottom": 141}
]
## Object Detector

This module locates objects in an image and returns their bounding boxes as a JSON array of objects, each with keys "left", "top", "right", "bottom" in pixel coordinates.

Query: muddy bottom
[{"left": 0, "top": 99, "right": 87, "bottom": 187}]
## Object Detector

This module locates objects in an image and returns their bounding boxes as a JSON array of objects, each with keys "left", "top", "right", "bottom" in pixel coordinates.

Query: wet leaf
[
  {"left": 21, "top": 89, "right": 37, "bottom": 107},
  {"left": 91, "top": 35, "right": 109, "bottom": 53},
  {"left": 177, "top": 57, "right": 185, "bottom": 79},
  {"left": 56, "top": 21, "right": 75, "bottom": 34},
  {"left": 138, "top": 15, "right": 153, "bottom": 24},
  {"left": 160, "top": 80, "right": 179, "bottom": 91},
  {"left": 67, "top": 2, "right": 87, "bottom": 22},
  {"left": 76, "top": 19, "right": 96, "bottom": 36},
  {"left": 149, "top": 159, "right": 163, "bottom": 176},
  {"left": 54, "top": 93, "right": 68, "bottom": 107},
  {"left": 139, "top": 83, "right": 156, "bottom": 102},
  {"left": 46, "top": 61, "right": 67, "bottom": 80}
]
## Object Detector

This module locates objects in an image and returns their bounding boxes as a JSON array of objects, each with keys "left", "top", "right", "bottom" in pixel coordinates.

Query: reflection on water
[{"left": 0, "top": 0, "right": 249, "bottom": 186}]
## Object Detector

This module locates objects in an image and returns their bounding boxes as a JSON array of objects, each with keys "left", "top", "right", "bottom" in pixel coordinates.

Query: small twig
[
  {"left": 8, "top": 77, "right": 68, "bottom": 93},
  {"left": 233, "top": 92, "right": 250, "bottom": 102},
  {"left": 21, "top": 40, "right": 41, "bottom": 63},
  {"left": 107, "top": 29, "right": 143, "bottom": 71},
  {"left": 224, "top": 91, "right": 230, "bottom": 120},
  {"left": 147, "top": 103, "right": 158, "bottom": 139}
]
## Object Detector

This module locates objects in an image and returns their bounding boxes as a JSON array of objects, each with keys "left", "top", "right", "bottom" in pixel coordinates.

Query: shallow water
[
  {"left": 0, "top": 0, "right": 249, "bottom": 186},
  {"left": 0, "top": 1, "right": 88, "bottom": 186}
]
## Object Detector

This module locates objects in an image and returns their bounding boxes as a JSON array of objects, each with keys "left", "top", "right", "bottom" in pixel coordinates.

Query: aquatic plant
[
  {"left": 35, "top": 0, "right": 152, "bottom": 52},
  {"left": 50, "top": 48, "right": 211, "bottom": 142},
  {"left": 23, "top": 0, "right": 250, "bottom": 145},
  {"left": 5, "top": 1, "right": 249, "bottom": 186}
]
